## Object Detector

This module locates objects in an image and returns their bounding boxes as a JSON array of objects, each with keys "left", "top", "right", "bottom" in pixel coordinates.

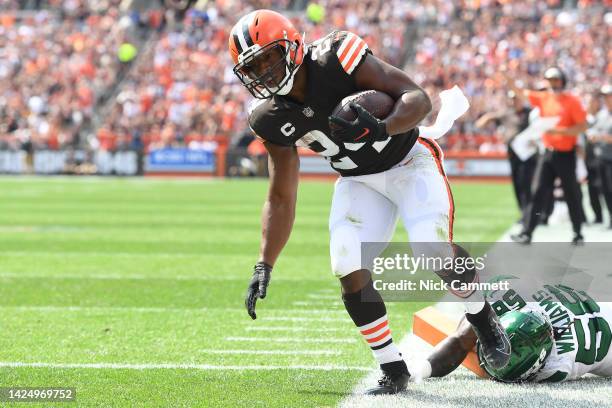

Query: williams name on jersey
[
  {"left": 248, "top": 31, "right": 419, "bottom": 177},
  {"left": 488, "top": 282, "right": 612, "bottom": 382}
]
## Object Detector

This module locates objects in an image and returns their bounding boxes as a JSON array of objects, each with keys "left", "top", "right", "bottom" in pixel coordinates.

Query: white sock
[{"left": 372, "top": 342, "right": 403, "bottom": 365}]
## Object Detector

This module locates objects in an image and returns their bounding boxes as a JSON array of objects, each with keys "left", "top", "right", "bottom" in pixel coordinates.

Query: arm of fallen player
[
  {"left": 353, "top": 54, "right": 432, "bottom": 136},
  {"left": 411, "top": 316, "right": 479, "bottom": 379}
]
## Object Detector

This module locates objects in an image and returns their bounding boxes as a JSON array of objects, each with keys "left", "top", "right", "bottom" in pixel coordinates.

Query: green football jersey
[{"left": 487, "top": 281, "right": 612, "bottom": 382}]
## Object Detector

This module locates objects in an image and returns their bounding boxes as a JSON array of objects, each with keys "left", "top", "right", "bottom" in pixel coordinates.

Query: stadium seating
[{"left": 1, "top": 1, "right": 609, "bottom": 154}]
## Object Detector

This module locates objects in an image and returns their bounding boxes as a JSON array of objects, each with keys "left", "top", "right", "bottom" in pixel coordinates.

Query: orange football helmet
[{"left": 229, "top": 9, "right": 305, "bottom": 99}]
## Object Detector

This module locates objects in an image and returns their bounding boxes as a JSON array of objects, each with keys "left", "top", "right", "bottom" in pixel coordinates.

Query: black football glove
[
  {"left": 328, "top": 103, "right": 388, "bottom": 142},
  {"left": 245, "top": 262, "right": 272, "bottom": 320}
]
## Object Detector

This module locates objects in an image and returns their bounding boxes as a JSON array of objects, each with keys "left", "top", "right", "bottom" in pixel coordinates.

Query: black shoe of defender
[
  {"left": 510, "top": 232, "right": 531, "bottom": 245},
  {"left": 572, "top": 234, "right": 584, "bottom": 246},
  {"left": 365, "top": 360, "right": 410, "bottom": 396},
  {"left": 466, "top": 301, "right": 511, "bottom": 370}
]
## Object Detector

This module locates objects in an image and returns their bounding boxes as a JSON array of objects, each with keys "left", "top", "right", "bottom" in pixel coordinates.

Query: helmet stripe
[
  {"left": 241, "top": 17, "right": 254, "bottom": 47},
  {"left": 232, "top": 31, "right": 244, "bottom": 54},
  {"left": 234, "top": 15, "right": 253, "bottom": 54}
]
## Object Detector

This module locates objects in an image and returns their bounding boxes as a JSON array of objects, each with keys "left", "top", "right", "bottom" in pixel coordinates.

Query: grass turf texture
[{"left": 0, "top": 177, "right": 516, "bottom": 407}]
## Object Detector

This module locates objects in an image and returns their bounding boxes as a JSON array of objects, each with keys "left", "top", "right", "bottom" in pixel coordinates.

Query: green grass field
[{"left": 0, "top": 177, "right": 516, "bottom": 407}]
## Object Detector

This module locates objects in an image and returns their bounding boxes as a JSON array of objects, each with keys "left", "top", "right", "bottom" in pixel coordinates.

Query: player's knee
[{"left": 329, "top": 223, "right": 361, "bottom": 278}]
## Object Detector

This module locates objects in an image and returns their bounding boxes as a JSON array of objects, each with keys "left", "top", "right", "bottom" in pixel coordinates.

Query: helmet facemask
[{"left": 234, "top": 37, "right": 300, "bottom": 99}]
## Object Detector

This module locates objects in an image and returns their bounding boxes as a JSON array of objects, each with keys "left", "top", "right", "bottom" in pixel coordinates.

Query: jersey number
[
  {"left": 309, "top": 38, "right": 332, "bottom": 61},
  {"left": 295, "top": 130, "right": 391, "bottom": 170},
  {"left": 575, "top": 317, "right": 612, "bottom": 365}
]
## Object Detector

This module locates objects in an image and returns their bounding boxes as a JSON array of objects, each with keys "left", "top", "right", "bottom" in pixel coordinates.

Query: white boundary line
[
  {"left": 226, "top": 336, "right": 356, "bottom": 344},
  {"left": 200, "top": 349, "right": 341, "bottom": 356},
  {"left": 262, "top": 316, "right": 349, "bottom": 322},
  {"left": 0, "top": 273, "right": 238, "bottom": 281},
  {"left": 244, "top": 327, "right": 347, "bottom": 332},
  {"left": 0, "top": 362, "right": 370, "bottom": 371},
  {"left": 0, "top": 251, "right": 325, "bottom": 258},
  {"left": 292, "top": 301, "right": 344, "bottom": 307},
  {"left": 0, "top": 305, "right": 347, "bottom": 315}
]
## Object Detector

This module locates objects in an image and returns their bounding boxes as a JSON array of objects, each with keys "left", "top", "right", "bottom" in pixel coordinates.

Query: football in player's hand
[{"left": 330, "top": 90, "right": 394, "bottom": 129}]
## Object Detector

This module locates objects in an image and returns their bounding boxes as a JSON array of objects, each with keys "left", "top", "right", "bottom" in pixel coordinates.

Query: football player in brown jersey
[{"left": 229, "top": 9, "right": 510, "bottom": 394}]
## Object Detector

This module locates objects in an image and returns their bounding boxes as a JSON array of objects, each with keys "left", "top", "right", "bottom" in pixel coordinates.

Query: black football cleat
[
  {"left": 466, "top": 301, "right": 511, "bottom": 370},
  {"left": 365, "top": 360, "right": 410, "bottom": 396},
  {"left": 571, "top": 234, "right": 584, "bottom": 246},
  {"left": 510, "top": 232, "right": 531, "bottom": 245}
]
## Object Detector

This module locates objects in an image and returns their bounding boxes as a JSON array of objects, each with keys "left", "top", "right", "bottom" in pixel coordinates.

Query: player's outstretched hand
[
  {"left": 245, "top": 262, "right": 272, "bottom": 320},
  {"left": 329, "top": 103, "right": 388, "bottom": 142}
]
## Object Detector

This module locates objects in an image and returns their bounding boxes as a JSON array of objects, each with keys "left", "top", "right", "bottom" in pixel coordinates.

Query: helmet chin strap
[
  {"left": 276, "top": 66, "right": 295, "bottom": 96},
  {"left": 274, "top": 38, "right": 301, "bottom": 96}
]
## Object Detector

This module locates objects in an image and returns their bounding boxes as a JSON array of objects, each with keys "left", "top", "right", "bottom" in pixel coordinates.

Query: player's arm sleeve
[
  {"left": 535, "top": 370, "right": 569, "bottom": 382},
  {"left": 569, "top": 96, "right": 587, "bottom": 125},
  {"left": 526, "top": 90, "right": 543, "bottom": 109},
  {"left": 248, "top": 113, "right": 294, "bottom": 147},
  {"left": 332, "top": 31, "right": 372, "bottom": 77},
  {"left": 426, "top": 317, "right": 478, "bottom": 378}
]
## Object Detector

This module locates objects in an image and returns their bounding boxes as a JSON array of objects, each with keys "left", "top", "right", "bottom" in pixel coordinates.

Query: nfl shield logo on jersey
[{"left": 302, "top": 106, "right": 314, "bottom": 117}]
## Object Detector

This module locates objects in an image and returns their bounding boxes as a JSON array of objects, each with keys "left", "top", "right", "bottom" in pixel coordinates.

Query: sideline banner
[
  {"left": 145, "top": 148, "right": 215, "bottom": 174},
  {"left": 0, "top": 150, "right": 139, "bottom": 175}
]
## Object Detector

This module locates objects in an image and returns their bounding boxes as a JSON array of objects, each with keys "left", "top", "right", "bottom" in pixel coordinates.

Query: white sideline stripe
[
  {"left": 0, "top": 362, "right": 370, "bottom": 371},
  {"left": 0, "top": 273, "right": 333, "bottom": 283},
  {"left": 306, "top": 294, "right": 339, "bottom": 300},
  {"left": 0, "top": 306, "right": 206, "bottom": 313},
  {"left": 0, "top": 251, "right": 326, "bottom": 259},
  {"left": 200, "top": 349, "right": 341, "bottom": 356},
  {"left": 0, "top": 305, "right": 347, "bottom": 315},
  {"left": 292, "top": 301, "right": 344, "bottom": 307},
  {"left": 0, "top": 273, "right": 246, "bottom": 281},
  {"left": 244, "top": 326, "right": 346, "bottom": 333},
  {"left": 263, "top": 316, "right": 349, "bottom": 322},
  {"left": 226, "top": 336, "right": 356, "bottom": 344}
]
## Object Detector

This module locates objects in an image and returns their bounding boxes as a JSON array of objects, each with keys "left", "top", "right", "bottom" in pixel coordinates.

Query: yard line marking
[
  {"left": 0, "top": 305, "right": 347, "bottom": 315},
  {"left": 244, "top": 327, "right": 346, "bottom": 333},
  {"left": 0, "top": 306, "right": 205, "bottom": 313},
  {"left": 200, "top": 349, "right": 341, "bottom": 356},
  {"left": 0, "top": 251, "right": 322, "bottom": 259},
  {"left": 0, "top": 273, "right": 199, "bottom": 281},
  {"left": 0, "top": 273, "right": 327, "bottom": 282},
  {"left": 306, "top": 294, "right": 339, "bottom": 300},
  {"left": 315, "top": 288, "right": 336, "bottom": 294},
  {"left": 0, "top": 362, "right": 369, "bottom": 371},
  {"left": 292, "top": 301, "right": 344, "bottom": 307},
  {"left": 261, "top": 317, "right": 349, "bottom": 322},
  {"left": 226, "top": 336, "right": 356, "bottom": 344}
]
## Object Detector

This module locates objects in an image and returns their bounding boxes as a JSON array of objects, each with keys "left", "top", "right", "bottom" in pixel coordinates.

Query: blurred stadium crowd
[{"left": 0, "top": 0, "right": 610, "bottom": 154}]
